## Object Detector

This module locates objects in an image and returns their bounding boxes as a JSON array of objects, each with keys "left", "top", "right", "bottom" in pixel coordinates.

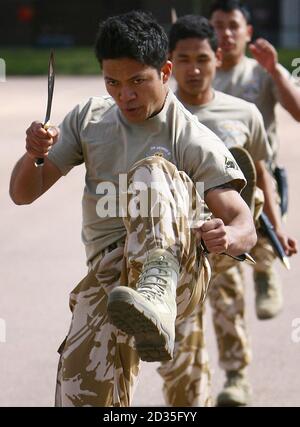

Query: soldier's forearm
[
  {"left": 205, "top": 188, "right": 257, "bottom": 255},
  {"left": 9, "top": 153, "right": 44, "bottom": 205},
  {"left": 270, "top": 64, "right": 300, "bottom": 122},
  {"left": 225, "top": 213, "right": 257, "bottom": 256}
]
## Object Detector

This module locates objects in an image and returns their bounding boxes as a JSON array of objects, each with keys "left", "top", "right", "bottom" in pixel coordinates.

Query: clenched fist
[
  {"left": 25, "top": 121, "right": 59, "bottom": 160},
  {"left": 195, "top": 218, "right": 229, "bottom": 254}
]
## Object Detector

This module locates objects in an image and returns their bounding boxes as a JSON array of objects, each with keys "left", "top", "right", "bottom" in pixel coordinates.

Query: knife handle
[
  {"left": 34, "top": 158, "right": 44, "bottom": 167},
  {"left": 34, "top": 122, "right": 50, "bottom": 167}
]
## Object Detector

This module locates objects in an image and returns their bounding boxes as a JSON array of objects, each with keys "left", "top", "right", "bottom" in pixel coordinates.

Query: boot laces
[{"left": 136, "top": 256, "right": 170, "bottom": 301}]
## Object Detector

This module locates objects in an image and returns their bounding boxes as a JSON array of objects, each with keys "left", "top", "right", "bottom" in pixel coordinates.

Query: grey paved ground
[{"left": 1, "top": 77, "right": 300, "bottom": 407}]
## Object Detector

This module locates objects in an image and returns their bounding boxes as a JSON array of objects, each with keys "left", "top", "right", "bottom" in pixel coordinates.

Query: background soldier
[
  {"left": 168, "top": 14, "right": 297, "bottom": 406},
  {"left": 210, "top": 0, "right": 300, "bottom": 321}
]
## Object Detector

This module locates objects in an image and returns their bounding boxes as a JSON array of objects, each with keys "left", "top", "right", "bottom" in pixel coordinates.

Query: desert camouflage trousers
[
  {"left": 208, "top": 232, "right": 276, "bottom": 371},
  {"left": 55, "top": 156, "right": 211, "bottom": 407},
  {"left": 173, "top": 184, "right": 277, "bottom": 376},
  {"left": 166, "top": 235, "right": 277, "bottom": 394},
  {"left": 158, "top": 304, "right": 212, "bottom": 407},
  {"left": 206, "top": 170, "right": 278, "bottom": 371}
]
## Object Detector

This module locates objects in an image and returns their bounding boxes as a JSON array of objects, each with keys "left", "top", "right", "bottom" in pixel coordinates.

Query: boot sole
[
  {"left": 256, "top": 300, "right": 283, "bottom": 320},
  {"left": 256, "top": 308, "right": 282, "bottom": 320},
  {"left": 107, "top": 293, "right": 173, "bottom": 362},
  {"left": 217, "top": 392, "right": 250, "bottom": 407}
]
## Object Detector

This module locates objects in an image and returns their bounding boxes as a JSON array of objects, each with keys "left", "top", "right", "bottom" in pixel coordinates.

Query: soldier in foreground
[{"left": 9, "top": 11, "right": 256, "bottom": 406}]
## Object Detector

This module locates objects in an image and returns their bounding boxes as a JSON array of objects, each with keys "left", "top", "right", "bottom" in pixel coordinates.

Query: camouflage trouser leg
[
  {"left": 55, "top": 156, "right": 210, "bottom": 407},
  {"left": 55, "top": 244, "right": 140, "bottom": 407},
  {"left": 251, "top": 232, "right": 276, "bottom": 273},
  {"left": 123, "top": 156, "right": 211, "bottom": 318},
  {"left": 204, "top": 188, "right": 274, "bottom": 373},
  {"left": 157, "top": 304, "right": 212, "bottom": 407},
  {"left": 208, "top": 263, "right": 252, "bottom": 371}
]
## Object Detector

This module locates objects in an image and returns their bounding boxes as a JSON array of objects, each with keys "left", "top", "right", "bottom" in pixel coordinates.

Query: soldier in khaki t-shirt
[
  {"left": 9, "top": 12, "right": 256, "bottom": 407},
  {"left": 213, "top": 57, "right": 298, "bottom": 163},
  {"left": 182, "top": 90, "right": 271, "bottom": 163},
  {"left": 211, "top": 1, "right": 300, "bottom": 162},
  {"left": 210, "top": 0, "right": 300, "bottom": 335},
  {"left": 168, "top": 14, "right": 297, "bottom": 407}
]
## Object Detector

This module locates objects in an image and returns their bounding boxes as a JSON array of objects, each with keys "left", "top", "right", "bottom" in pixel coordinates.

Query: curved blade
[
  {"left": 35, "top": 50, "right": 55, "bottom": 167},
  {"left": 200, "top": 239, "right": 255, "bottom": 264},
  {"left": 260, "top": 212, "right": 291, "bottom": 270},
  {"left": 44, "top": 50, "right": 55, "bottom": 126}
]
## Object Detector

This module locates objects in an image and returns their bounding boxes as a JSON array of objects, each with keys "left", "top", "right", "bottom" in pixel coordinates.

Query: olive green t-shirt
[
  {"left": 213, "top": 56, "right": 299, "bottom": 160},
  {"left": 48, "top": 90, "right": 245, "bottom": 264},
  {"left": 179, "top": 90, "right": 272, "bottom": 163}
]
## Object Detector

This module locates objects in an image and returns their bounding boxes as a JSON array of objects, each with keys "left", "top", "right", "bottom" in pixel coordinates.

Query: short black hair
[
  {"left": 95, "top": 10, "right": 168, "bottom": 71},
  {"left": 209, "top": 0, "right": 251, "bottom": 24},
  {"left": 169, "top": 15, "right": 219, "bottom": 53}
]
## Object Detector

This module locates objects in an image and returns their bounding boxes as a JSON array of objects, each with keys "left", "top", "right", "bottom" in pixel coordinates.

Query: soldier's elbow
[{"left": 9, "top": 189, "right": 35, "bottom": 205}]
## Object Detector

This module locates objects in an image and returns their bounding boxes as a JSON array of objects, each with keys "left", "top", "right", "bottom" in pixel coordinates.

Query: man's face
[
  {"left": 210, "top": 9, "right": 252, "bottom": 63},
  {"left": 171, "top": 38, "right": 221, "bottom": 99},
  {"left": 102, "top": 58, "right": 171, "bottom": 123}
]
